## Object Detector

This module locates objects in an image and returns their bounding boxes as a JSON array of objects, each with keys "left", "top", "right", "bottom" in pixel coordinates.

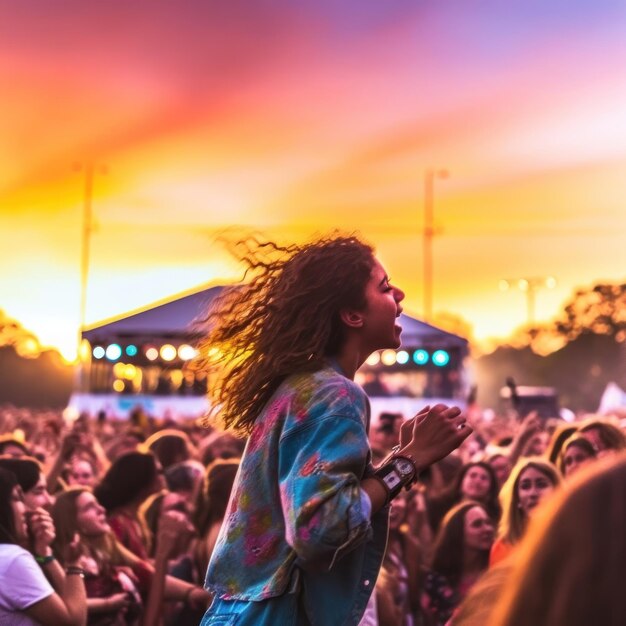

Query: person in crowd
[
  {"left": 144, "top": 429, "right": 194, "bottom": 470},
  {"left": 52, "top": 487, "right": 209, "bottom": 625},
  {"left": 370, "top": 412, "right": 404, "bottom": 453},
  {"left": 0, "top": 455, "right": 55, "bottom": 511},
  {"left": 428, "top": 462, "right": 501, "bottom": 533},
  {"left": 544, "top": 423, "right": 577, "bottom": 466},
  {"left": 579, "top": 418, "right": 626, "bottom": 457},
  {"left": 0, "top": 467, "right": 87, "bottom": 625},
  {"left": 490, "top": 458, "right": 561, "bottom": 566},
  {"left": 500, "top": 412, "right": 549, "bottom": 468},
  {"left": 190, "top": 459, "right": 240, "bottom": 583},
  {"left": 485, "top": 452, "right": 512, "bottom": 489},
  {"left": 449, "top": 559, "right": 513, "bottom": 626},
  {"left": 198, "top": 432, "right": 244, "bottom": 467},
  {"left": 197, "top": 235, "right": 470, "bottom": 625},
  {"left": 375, "top": 493, "right": 420, "bottom": 626},
  {"left": 148, "top": 459, "right": 242, "bottom": 626},
  {"left": 47, "top": 427, "right": 109, "bottom": 494},
  {"left": 421, "top": 502, "right": 495, "bottom": 626},
  {"left": 65, "top": 456, "right": 99, "bottom": 489},
  {"left": 557, "top": 434, "right": 597, "bottom": 478},
  {"left": 140, "top": 489, "right": 193, "bottom": 560},
  {"left": 488, "top": 453, "right": 626, "bottom": 626},
  {"left": 103, "top": 428, "right": 145, "bottom": 463},
  {"left": 142, "top": 508, "right": 198, "bottom": 626},
  {"left": 164, "top": 459, "right": 204, "bottom": 498},
  {"left": 0, "top": 435, "right": 30, "bottom": 458},
  {"left": 93, "top": 450, "right": 164, "bottom": 560}
]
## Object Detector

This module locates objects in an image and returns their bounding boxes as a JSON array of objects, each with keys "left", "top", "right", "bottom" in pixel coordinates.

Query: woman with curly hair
[
  {"left": 198, "top": 234, "right": 471, "bottom": 626},
  {"left": 490, "top": 458, "right": 561, "bottom": 566}
]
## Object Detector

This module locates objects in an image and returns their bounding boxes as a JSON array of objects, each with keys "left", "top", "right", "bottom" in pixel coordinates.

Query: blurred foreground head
[{"left": 489, "top": 452, "right": 626, "bottom": 626}]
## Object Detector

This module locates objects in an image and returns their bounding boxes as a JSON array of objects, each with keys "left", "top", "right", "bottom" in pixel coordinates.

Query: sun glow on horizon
[{"left": 1, "top": 2, "right": 626, "bottom": 365}]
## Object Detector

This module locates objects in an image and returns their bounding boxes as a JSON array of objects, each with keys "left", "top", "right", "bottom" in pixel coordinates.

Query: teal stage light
[
  {"left": 432, "top": 350, "right": 450, "bottom": 366},
  {"left": 413, "top": 349, "right": 429, "bottom": 365}
]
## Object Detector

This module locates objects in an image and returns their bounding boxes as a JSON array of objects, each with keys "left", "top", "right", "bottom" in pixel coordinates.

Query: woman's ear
[{"left": 339, "top": 309, "right": 364, "bottom": 328}]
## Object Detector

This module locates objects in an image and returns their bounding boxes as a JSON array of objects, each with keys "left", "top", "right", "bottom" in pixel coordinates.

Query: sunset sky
[{"left": 1, "top": 1, "right": 625, "bottom": 360}]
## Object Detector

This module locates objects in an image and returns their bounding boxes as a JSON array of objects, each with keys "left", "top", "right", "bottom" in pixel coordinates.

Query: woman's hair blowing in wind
[{"left": 196, "top": 234, "right": 375, "bottom": 435}]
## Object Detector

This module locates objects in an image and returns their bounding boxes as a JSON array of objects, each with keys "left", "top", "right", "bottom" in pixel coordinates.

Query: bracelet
[
  {"left": 373, "top": 455, "right": 419, "bottom": 506},
  {"left": 35, "top": 554, "right": 56, "bottom": 565},
  {"left": 66, "top": 566, "right": 86, "bottom": 579}
]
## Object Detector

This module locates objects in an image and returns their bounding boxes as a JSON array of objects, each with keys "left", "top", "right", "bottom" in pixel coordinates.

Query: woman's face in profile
[
  {"left": 11, "top": 486, "right": 28, "bottom": 542},
  {"left": 76, "top": 491, "right": 110, "bottom": 537}
]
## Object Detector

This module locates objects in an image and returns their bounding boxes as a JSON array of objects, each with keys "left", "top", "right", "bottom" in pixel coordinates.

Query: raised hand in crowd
[
  {"left": 143, "top": 510, "right": 209, "bottom": 626},
  {"left": 398, "top": 404, "right": 472, "bottom": 471}
]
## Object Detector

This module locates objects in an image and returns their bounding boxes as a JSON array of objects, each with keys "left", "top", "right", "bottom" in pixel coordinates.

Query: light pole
[
  {"left": 499, "top": 276, "right": 557, "bottom": 325},
  {"left": 423, "top": 168, "right": 448, "bottom": 322},
  {"left": 74, "top": 162, "right": 106, "bottom": 390}
]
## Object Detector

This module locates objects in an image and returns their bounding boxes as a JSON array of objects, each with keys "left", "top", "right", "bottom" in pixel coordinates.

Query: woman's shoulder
[
  {"left": 295, "top": 366, "right": 368, "bottom": 408},
  {"left": 0, "top": 544, "right": 33, "bottom": 571},
  {"left": 281, "top": 366, "right": 369, "bottom": 430},
  {"left": 0, "top": 544, "right": 53, "bottom": 593},
  {"left": 489, "top": 537, "right": 514, "bottom": 567},
  {"left": 0, "top": 543, "right": 28, "bottom": 558}
]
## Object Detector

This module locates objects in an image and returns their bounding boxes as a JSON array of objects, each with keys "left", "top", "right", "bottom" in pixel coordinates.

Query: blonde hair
[{"left": 497, "top": 457, "right": 561, "bottom": 545}]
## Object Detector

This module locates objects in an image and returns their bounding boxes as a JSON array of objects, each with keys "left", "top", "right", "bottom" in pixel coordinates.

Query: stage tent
[{"left": 71, "top": 285, "right": 468, "bottom": 419}]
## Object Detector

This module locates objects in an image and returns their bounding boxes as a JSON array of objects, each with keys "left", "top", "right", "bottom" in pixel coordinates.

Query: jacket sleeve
[{"left": 278, "top": 409, "right": 374, "bottom": 571}]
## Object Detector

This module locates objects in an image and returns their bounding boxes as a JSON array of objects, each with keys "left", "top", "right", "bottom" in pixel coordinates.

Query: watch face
[
  {"left": 393, "top": 458, "right": 414, "bottom": 477},
  {"left": 383, "top": 470, "right": 403, "bottom": 491}
]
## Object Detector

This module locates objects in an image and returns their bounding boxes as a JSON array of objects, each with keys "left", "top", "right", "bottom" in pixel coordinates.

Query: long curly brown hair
[{"left": 196, "top": 234, "right": 375, "bottom": 434}]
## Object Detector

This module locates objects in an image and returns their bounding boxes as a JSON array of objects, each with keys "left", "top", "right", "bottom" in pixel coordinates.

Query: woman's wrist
[
  {"left": 65, "top": 565, "right": 86, "bottom": 579},
  {"left": 395, "top": 447, "right": 425, "bottom": 474},
  {"left": 34, "top": 552, "right": 56, "bottom": 565}
]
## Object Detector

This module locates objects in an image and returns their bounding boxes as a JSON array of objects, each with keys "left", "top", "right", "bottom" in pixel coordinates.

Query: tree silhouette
[
  {"left": 555, "top": 283, "right": 626, "bottom": 341},
  {"left": 476, "top": 281, "right": 626, "bottom": 412},
  {"left": 0, "top": 311, "right": 73, "bottom": 407}
]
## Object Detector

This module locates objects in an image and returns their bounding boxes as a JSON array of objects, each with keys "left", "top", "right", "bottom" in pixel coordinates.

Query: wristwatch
[{"left": 374, "top": 455, "right": 418, "bottom": 504}]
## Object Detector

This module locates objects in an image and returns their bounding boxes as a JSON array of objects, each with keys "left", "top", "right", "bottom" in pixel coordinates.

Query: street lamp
[
  {"left": 423, "top": 168, "right": 449, "bottom": 322},
  {"left": 74, "top": 161, "right": 107, "bottom": 390},
  {"left": 499, "top": 276, "right": 557, "bottom": 325}
]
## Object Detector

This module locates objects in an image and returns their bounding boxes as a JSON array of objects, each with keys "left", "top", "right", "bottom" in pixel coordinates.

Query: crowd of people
[
  {"left": 0, "top": 401, "right": 624, "bottom": 625},
  {"left": 0, "top": 407, "right": 237, "bottom": 625},
  {"left": 1, "top": 235, "right": 625, "bottom": 626}
]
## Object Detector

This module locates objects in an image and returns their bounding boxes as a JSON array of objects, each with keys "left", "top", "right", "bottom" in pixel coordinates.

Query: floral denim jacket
[{"left": 204, "top": 364, "right": 389, "bottom": 625}]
